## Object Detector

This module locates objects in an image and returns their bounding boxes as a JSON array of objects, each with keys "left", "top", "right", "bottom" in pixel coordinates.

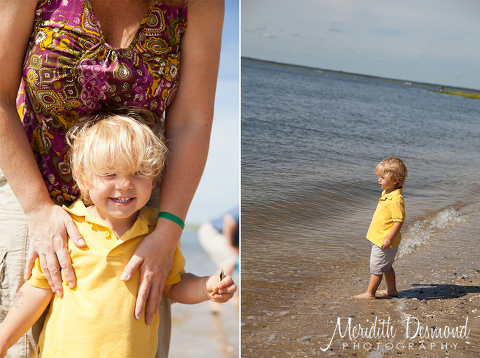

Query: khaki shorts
[
  {"left": 370, "top": 242, "right": 398, "bottom": 275},
  {"left": 0, "top": 170, "right": 171, "bottom": 358}
]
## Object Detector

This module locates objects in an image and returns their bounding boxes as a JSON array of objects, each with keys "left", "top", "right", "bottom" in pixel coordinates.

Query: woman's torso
[{"left": 17, "top": 0, "right": 187, "bottom": 203}]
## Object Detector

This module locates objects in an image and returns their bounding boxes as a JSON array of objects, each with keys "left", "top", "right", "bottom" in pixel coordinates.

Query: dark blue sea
[{"left": 241, "top": 59, "right": 480, "bottom": 356}]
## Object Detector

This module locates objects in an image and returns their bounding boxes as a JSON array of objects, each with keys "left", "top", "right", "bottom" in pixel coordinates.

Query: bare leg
[
  {"left": 353, "top": 273, "right": 382, "bottom": 299},
  {"left": 381, "top": 268, "right": 398, "bottom": 297}
]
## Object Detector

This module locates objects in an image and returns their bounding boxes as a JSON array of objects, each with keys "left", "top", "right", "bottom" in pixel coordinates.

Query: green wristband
[{"left": 157, "top": 212, "right": 185, "bottom": 230}]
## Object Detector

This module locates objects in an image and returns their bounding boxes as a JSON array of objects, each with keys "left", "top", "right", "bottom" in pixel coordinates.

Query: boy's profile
[
  {"left": 354, "top": 157, "right": 407, "bottom": 299},
  {"left": 0, "top": 107, "right": 237, "bottom": 357}
]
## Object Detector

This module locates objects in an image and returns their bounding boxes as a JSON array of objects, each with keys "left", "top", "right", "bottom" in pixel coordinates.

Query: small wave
[{"left": 397, "top": 208, "right": 464, "bottom": 258}]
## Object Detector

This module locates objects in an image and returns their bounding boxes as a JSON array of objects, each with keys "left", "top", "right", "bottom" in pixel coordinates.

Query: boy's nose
[{"left": 116, "top": 176, "right": 134, "bottom": 189}]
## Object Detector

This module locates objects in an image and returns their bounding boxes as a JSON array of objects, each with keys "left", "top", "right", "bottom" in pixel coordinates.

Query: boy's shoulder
[
  {"left": 62, "top": 199, "right": 88, "bottom": 221},
  {"left": 138, "top": 206, "right": 160, "bottom": 228},
  {"left": 381, "top": 188, "right": 405, "bottom": 208}
]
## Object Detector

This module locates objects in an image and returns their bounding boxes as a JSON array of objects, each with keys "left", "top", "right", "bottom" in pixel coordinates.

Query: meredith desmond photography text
[{"left": 320, "top": 316, "right": 470, "bottom": 353}]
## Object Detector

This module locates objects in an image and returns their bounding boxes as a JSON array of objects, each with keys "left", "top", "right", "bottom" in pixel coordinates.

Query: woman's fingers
[
  {"left": 145, "top": 279, "right": 163, "bottom": 325},
  {"left": 123, "top": 231, "right": 175, "bottom": 324},
  {"left": 121, "top": 254, "right": 143, "bottom": 282},
  {"left": 62, "top": 220, "right": 83, "bottom": 288},
  {"left": 56, "top": 247, "right": 74, "bottom": 289},
  {"left": 134, "top": 267, "right": 151, "bottom": 321},
  {"left": 66, "top": 219, "right": 85, "bottom": 248},
  {"left": 25, "top": 205, "right": 78, "bottom": 295},
  {"left": 45, "top": 251, "right": 63, "bottom": 296},
  {"left": 132, "top": 261, "right": 168, "bottom": 325},
  {"left": 123, "top": 253, "right": 165, "bottom": 324}
]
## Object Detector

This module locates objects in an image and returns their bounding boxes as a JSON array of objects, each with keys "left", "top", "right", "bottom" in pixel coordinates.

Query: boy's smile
[
  {"left": 378, "top": 175, "right": 399, "bottom": 193},
  {"left": 110, "top": 197, "right": 135, "bottom": 204},
  {"left": 86, "top": 172, "right": 156, "bottom": 236}
]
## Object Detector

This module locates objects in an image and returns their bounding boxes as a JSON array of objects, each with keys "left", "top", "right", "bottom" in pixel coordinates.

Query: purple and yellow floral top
[{"left": 16, "top": 0, "right": 187, "bottom": 203}]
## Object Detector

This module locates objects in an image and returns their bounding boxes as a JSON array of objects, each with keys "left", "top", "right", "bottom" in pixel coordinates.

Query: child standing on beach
[
  {"left": 0, "top": 108, "right": 237, "bottom": 357},
  {"left": 354, "top": 157, "right": 407, "bottom": 299}
]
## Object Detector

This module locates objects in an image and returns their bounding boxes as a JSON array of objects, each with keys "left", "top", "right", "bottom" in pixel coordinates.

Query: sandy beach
[
  {"left": 241, "top": 202, "right": 480, "bottom": 357},
  {"left": 169, "top": 229, "right": 239, "bottom": 358},
  {"left": 385, "top": 201, "right": 480, "bottom": 358},
  {"left": 333, "top": 201, "right": 480, "bottom": 358}
]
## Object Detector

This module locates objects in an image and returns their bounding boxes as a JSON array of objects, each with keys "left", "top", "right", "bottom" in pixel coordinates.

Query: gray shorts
[{"left": 370, "top": 242, "right": 398, "bottom": 275}]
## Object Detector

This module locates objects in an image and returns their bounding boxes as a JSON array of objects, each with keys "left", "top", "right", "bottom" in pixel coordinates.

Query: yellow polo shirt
[
  {"left": 27, "top": 200, "right": 185, "bottom": 358},
  {"left": 366, "top": 188, "right": 405, "bottom": 248}
]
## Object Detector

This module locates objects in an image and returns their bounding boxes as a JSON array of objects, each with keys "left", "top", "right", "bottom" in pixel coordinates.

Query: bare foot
[
  {"left": 353, "top": 292, "right": 376, "bottom": 299},
  {"left": 376, "top": 290, "right": 398, "bottom": 298}
]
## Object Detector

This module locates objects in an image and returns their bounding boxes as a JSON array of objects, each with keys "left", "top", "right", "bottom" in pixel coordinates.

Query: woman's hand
[
  {"left": 121, "top": 220, "right": 182, "bottom": 325},
  {"left": 24, "top": 203, "right": 85, "bottom": 296}
]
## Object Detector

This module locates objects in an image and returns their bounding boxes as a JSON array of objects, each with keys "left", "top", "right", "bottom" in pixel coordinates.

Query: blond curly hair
[{"left": 66, "top": 107, "right": 168, "bottom": 205}]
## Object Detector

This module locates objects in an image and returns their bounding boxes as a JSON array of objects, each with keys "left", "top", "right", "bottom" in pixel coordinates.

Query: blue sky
[
  {"left": 186, "top": 0, "right": 239, "bottom": 225},
  {"left": 242, "top": 0, "right": 480, "bottom": 90}
]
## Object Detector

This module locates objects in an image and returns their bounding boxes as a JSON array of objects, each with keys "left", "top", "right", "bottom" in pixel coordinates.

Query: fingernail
[
  {"left": 147, "top": 319, "right": 152, "bottom": 325},
  {"left": 78, "top": 239, "right": 85, "bottom": 245},
  {"left": 135, "top": 313, "right": 140, "bottom": 320},
  {"left": 121, "top": 273, "right": 128, "bottom": 281},
  {"left": 68, "top": 282, "right": 75, "bottom": 288},
  {"left": 56, "top": 290, "right": 62, "bottom": 297}
]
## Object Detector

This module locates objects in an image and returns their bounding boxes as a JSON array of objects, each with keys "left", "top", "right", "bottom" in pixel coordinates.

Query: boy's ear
[
  {"left": 393, "top": 177, "right": 400, "bottom": 185},
  {"left": 151, "top": 176, "right": 157, "bottom": 189}
]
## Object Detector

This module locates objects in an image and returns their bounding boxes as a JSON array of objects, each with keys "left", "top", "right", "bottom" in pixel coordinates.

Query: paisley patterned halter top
[{"left": 16, "top": 0, "right": 187, "bottom": 203}]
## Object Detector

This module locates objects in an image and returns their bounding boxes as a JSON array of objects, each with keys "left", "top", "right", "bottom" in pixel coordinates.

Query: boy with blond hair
[
  {"left": 0, "top": 108, "right": 237, "bottom": 357},
  {"left": 354, "top": 157, "right": 407, "bottom": 299}
]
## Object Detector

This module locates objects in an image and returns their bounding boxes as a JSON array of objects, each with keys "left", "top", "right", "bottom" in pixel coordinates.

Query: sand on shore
[
  {"left": 323, "top": 201, "right": 480, "bottom": 358},
  {"left": 385, "top": 201, "right": 480, "bottom": 358},
  {"left": 241, "top": 202, "right": 480, "bottom": 357}
]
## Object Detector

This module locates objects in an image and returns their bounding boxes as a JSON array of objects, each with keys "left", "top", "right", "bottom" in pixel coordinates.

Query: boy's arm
[
  {"left": 163, "top": 273, "right": 236, "bottom": 304},
  {"left": 381, "top": 222, "right": 403, "bottom": 249},
  {"left": 0, "top": 283, "right": 53, "bottom": 357}
]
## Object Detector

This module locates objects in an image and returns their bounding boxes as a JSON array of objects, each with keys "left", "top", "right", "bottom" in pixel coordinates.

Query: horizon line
[{"left": 241, "top": 57, "right": 480, "bottom": 93}]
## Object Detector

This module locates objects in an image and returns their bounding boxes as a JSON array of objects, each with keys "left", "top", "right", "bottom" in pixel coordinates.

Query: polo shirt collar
[
  {"left": 380, "top": 187, "right": 403, "bottom": 201},
  {"left": 63, "top": 200, "right": 157, "bottom": 239}
]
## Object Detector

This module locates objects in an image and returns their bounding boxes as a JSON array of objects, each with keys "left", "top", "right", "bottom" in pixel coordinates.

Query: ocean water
[{"left": 241, "top": 59, "right": 480, "bottom": 355}]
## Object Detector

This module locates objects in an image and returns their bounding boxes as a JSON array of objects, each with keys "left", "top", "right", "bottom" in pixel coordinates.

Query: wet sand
[
  {"left": 241, "top": 202, "right": 480, "bottom": 357},
  {"left": 169, "top": 229, "right": 239, "bottom": 358}
]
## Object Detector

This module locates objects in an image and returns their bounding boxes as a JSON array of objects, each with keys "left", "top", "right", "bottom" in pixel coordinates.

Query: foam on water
[{"left": 398, "top": 207, "right": 464, "bottom": 259}]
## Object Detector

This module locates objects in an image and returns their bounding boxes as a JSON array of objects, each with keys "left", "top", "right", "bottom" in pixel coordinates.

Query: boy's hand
[
  {"left": 381, "top": 222, "right": 403, "bottom": 249},
  {"left": 381, "top": 238, "right": 392, "bottom": 249},
  {"left": 205, "top": 274, "right": 237, "bottom": 303}
]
